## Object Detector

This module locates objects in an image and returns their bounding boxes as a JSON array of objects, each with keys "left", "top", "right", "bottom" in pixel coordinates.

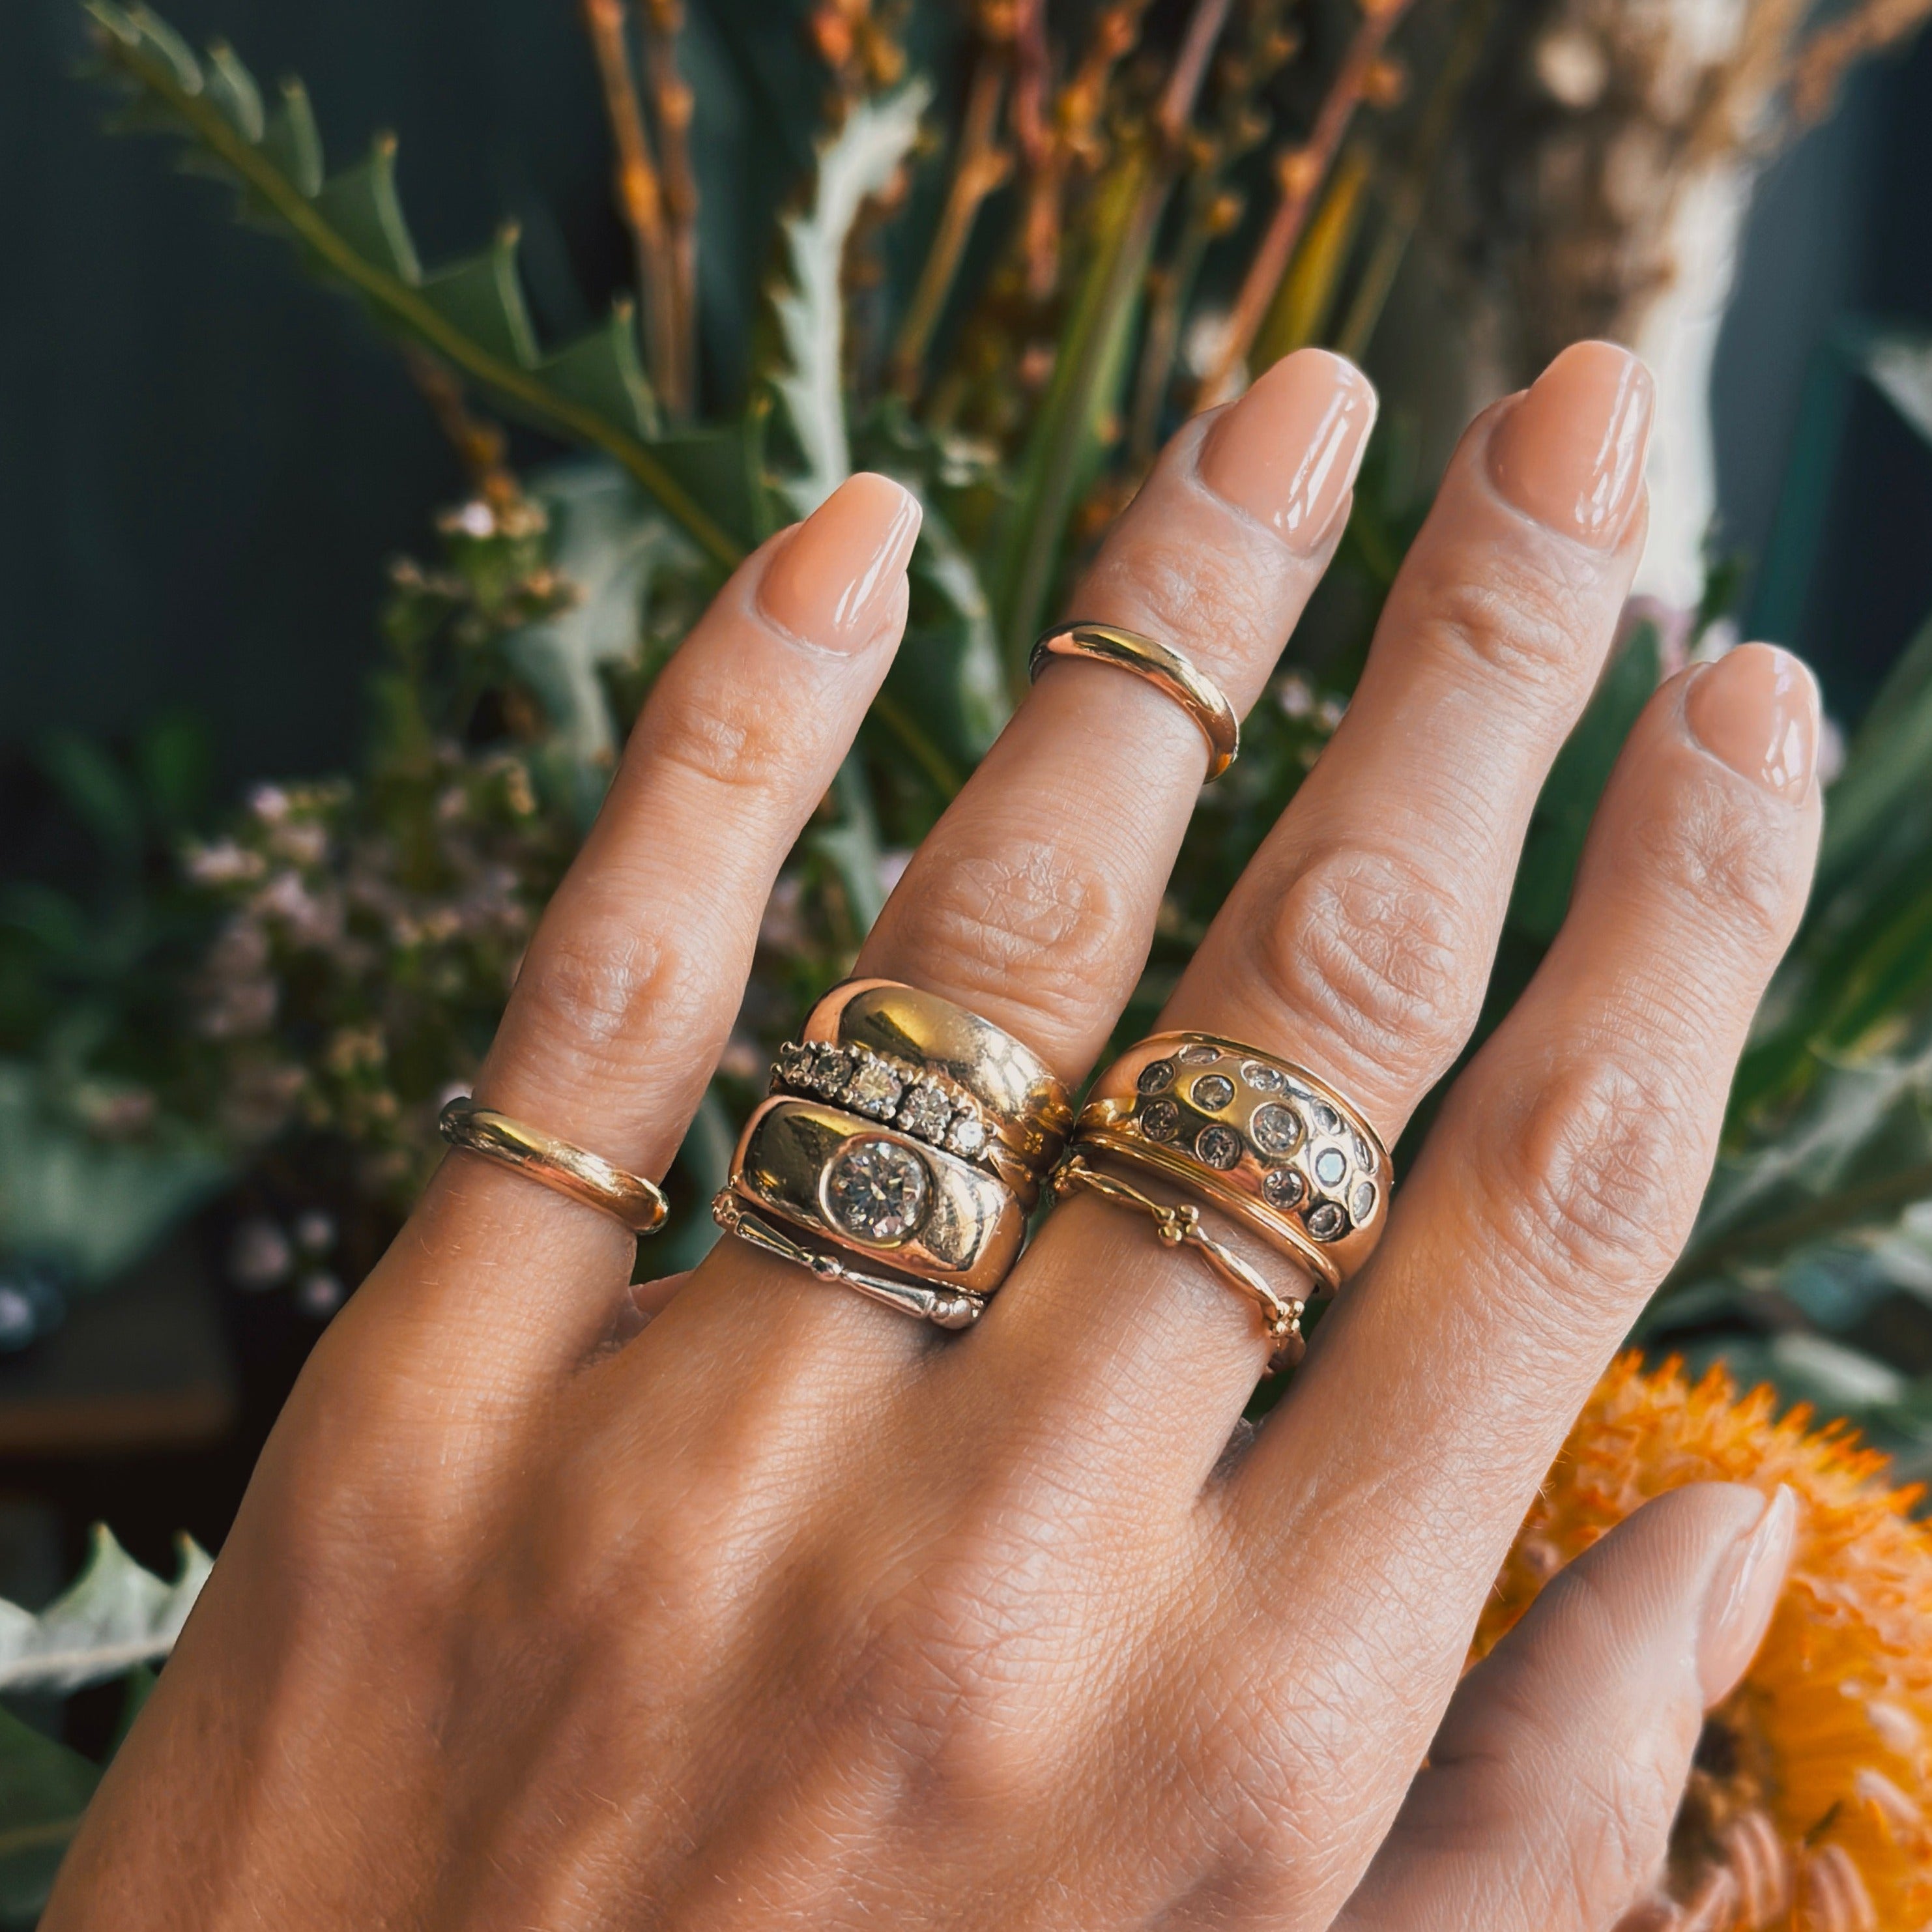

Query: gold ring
[
  {"left": 716, "top": 981, "right": 1058, "bottom": 1322},
  {"left": 1030, "top": 622, "right": 1240, "bottom": 781},
  {"left": 1052, "top": 1155, "right": 1306, "bottom": 1367},
  {"left": 439, "top": 1097, "right": 669, "bottom": 1235},
  {"left": 1070, "top": 1033, "right": 1389, "bottom": 1291}
]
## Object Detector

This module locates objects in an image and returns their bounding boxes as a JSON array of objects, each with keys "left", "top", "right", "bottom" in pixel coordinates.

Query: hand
[{"left": 47, "top": 341, "right": 1820, "bottom": 1931}]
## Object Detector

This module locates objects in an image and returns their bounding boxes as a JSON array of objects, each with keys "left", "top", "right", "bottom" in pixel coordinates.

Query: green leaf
[
  {"left": 201, "top": 38, "right": 261, "bottom": 143},
  {"left": 0, "top": 1525, "right": 211, "bottom": 1697},
  {"left": 1859, "top": 330, "right": 1932, "bottom": 451},
  {"left": 770, "top": 81, "right": 930, "bottom": 511},
  {"left": 1507, "top": 622, "right": 1662, "bottom": 944},
  {"left": 0, "top": 1705, "right": 99, "bottom": 1927},
  {"left": 539, "top": 304, "right": 659, "bottom": 440},
  {"left": 1816, "top": 608, "right": 1932, "bottom": 895},
  {"left": 83, "top": 4, "right": 744, "bottom": 570},
  {"left": 34, "top": 736, "right": 143, "bottom": 863}
]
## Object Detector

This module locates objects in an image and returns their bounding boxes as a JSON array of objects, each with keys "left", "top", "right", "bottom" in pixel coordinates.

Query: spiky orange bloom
[{"left": 1476, "top": 1355, "right": 1932, "bottom": 1931}]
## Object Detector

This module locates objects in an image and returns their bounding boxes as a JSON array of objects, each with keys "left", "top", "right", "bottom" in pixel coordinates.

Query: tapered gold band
[
  {"left": 439, "top": 1097, "right": 669, "bottom": 1236},
  {"left": 1070, "top": 1033, "right": 1389, "bottom": 1292},
  {"left": 1030, "top": 622, "right": 1240, "bottom": 781}
]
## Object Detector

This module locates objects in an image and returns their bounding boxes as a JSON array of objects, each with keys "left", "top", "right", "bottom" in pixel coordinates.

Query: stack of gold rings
[
  {"left": 1057, "top": 1033, "right": 1390, "bottom": 1365},
  {"left": 712, "top": 979, "right": 1073, "bottom": 1329}
]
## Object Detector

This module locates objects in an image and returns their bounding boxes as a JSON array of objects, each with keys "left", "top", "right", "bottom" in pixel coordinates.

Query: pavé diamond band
[
  {"left": 1067, "top": 1033, "right": 1390, "bottom": 1293},
  {"left": 1029, "top": 622, "right": 1240, "bottom": 782},
  {"left": 714, "top": 981, "right": 1069, "bottom": 1324}
]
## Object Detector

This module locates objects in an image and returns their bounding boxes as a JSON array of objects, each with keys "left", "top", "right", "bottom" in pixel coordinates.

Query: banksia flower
[{"left": 1480, "top": 1355, "right": 1932, "bottom": 1929}]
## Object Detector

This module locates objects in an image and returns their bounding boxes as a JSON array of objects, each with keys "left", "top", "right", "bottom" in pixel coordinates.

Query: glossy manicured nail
[
  {"left": 1488, "top": 340, "right": 1654, "bottom": 547},
  {"left": 1698, "top": 1486, "right": 1795, "bottom": 1703},
  {"left": 1686, "top": 644, "right": 1821, "bottom": 800},
  {"left": 1198, "top": 348, "right": 1377, "bottom": 552},
  {"left": 758, "top": 472, "right": 922, "bottom": 651}
]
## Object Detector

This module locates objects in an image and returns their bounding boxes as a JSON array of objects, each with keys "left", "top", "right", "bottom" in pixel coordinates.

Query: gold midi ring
[
  {"left": 1030, "top": 622, "right": 1240, "bottom": 782},
  {"left": 438, "top": 1097, "right": 669, "bottom": 1235},
  {"left": 1053, "top": 1155, "right": 1306, "bottom": 1366},
  {"left": 1071, "top": 1033, "right": 1390, "bottom": 1292}
]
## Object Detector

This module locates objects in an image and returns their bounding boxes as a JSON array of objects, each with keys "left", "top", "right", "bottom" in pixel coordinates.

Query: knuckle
[
  {"left": 1483, "top": 1050, "right": 1703, "bottom": 1299},
  {"left": 517, "top": 904, "right": 706, "bottom": 1061},
  {"left": 639, "top": 662, "right": 815, "bottom": 802},
  {"left": 886, "top": 833, "right": 1129, "bottom": 1044},
  {"left": 1626, "top": 767, "right": 1805, "bottom": 954},
  {"left": 1248, "top": 844, "right": 1482, "bottom": 1093},
  {"left": 1402, "top": 534, "right": 1601, "bottom": 689}
]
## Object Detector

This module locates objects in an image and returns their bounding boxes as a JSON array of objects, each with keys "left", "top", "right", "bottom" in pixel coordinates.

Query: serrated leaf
[
  {"left": 123, "top": 3, "right": 199, "bottom": 90},
  {"left": 313, "top": 136, "right": 420, "bottom": 284},
  {"left": 420, "top": 227, "right": 538, "bottom": 367},
  {"left": 0, "top": 1705, "right": 99, "bottom": 1925},
  {"left": 261, "top": 76, "right": 323, "bottom": 196},
  {"left": 202, "top": 38, "right": 261, "bottom": 143},
  {"left": 540, "top": 304, "right": 658, "bottom": 439},
  {"left": 771, "top": 82, "right": 929, "bottom": 512},
  {"left": 0, "top": 1525, "right": 211, "bottom": 1696}
]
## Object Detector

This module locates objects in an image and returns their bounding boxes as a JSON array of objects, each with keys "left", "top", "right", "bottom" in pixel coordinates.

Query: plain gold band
[
  {"left": 439, "top": 1097, "right": 669, "bottom": 1236},
  {"left": 1030, "top": 622, "right": 1240, "bottom": 781}
]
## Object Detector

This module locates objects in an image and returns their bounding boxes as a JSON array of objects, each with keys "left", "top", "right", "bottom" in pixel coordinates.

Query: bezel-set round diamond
[
  {"left": 1314, "top": 1146, "right": 1348, "bottom": 1188},
  {"left": 1250, "top": 1103, "right": 1301, "bottom": 1155},
  {"left": 1351, "top": 1179, "right": 1377, "bottom": 1222},
  {"left": 1177, "top": 1043, "right": 1221, "bottom": 1066},
  {"left": 1137, "top": 1059, "right": 1176, "bottom": 1096},
  {"left": 1305, "top": 1201, "right": 1347, "bottom": 1241},
  {"left": 1241, "top": 1061, "right": 1287, "bottom": 1093},
  {"left": 1196, "top": 1124, "right": 1243, "bottom": 1170},
  {"left": 824, "top": 1138, "right": 930, "bottom": 1245},
  {"left": 1140, "top": 1098, "right": 1181, "bottom": 1141},
  {"left": 1263, "top": 1166, "right": 1305, "bottom": 1208},
  {"left": 1190, "top": 1073, "right": 1235, "bottom": 1112},
  {"left": 1310, "top": 1100, "right": 1343, "bottom": 1136}
]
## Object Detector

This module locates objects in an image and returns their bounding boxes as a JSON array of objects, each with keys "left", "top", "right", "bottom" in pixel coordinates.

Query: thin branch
[
  {"left": 1156, "top": 0, "right": 1236, "bottom": 146},
  {"left": 403, "top": 349, "right": 519, "bottom": 508},
  {"left": 891, "top": 52, "right": 1011, "bottom": 397},
  {"left": 639, "top": 0, "right": 700, "bottom": 416},
  {"left": 1200, "top": 0, "right": 1416, "bottom": 405},
  {"left": 580, "top": 0, "right": 680, "bottom": 411}
]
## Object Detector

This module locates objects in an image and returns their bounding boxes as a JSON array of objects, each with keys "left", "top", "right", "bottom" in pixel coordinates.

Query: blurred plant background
[{"left": 0, "top": 0, "right": 1930, "bottom": 1919}]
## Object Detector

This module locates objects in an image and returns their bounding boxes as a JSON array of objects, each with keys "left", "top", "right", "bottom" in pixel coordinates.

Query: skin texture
[{"left": 46, "top": 343, "right": 1821, "bottom": 1931}]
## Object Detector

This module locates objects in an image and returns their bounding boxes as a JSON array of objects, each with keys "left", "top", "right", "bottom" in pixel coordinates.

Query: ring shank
[{"left": 1030, "top": 622, "right": 1240, "bottom": 782}]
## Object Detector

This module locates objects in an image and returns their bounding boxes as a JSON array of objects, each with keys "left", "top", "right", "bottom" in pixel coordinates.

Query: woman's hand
[{"left": 47, "top": 341, "right": 1820, "bottom": 1931}]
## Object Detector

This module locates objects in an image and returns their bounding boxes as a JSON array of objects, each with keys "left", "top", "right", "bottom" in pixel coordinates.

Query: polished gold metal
[
  {"left": 438, "top": 1096, "right": 669, "bottom": 1235},
  {"left": 1029, "top": 622, "right": 1240, "bottom": 781},
  {"left": 794, "top": 978, "right": 1073, "bottom": 1202},
  {"left": 1072, "top": 1033, "right": 1389, "bottom": 1291},
  {"left": 726, "top": 1097, "right": 1026, "bottom": 1297},
  {"left": 1053, "top": 1155, "right": 1305, "bottom": 1366},
  {"left": 710, "top": 1192, "right": 984, "bottom": 1329}
]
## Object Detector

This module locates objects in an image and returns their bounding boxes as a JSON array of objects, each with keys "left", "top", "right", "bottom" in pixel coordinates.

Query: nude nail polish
[
  {"left": 1197, "top": 348, "right": 1377, "bottom": 552},
  {"left": 758, "top": 471, "right": 923, "bottom": 651},
  {"left": 1685, "top": 644, "right": 1821, "bottom": 800},
  {"left": 1697, "top": 1486, "right": 1796, "bottom": 1703},
  {"left": 1488, "top": 341, "right": 1654, "bottom": 547}
]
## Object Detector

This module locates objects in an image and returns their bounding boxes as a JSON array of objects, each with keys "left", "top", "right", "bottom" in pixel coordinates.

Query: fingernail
[
  {"left": 1698, "top": 1486, "right": 1796, "bottom": 1703},
  {"left": 1685, "top": 644, "right": 1821, "bottom": 800},
  {"left": 1198, "top": 348, "right": 1377, "bottom": 553},
  {"left": 757, "top": 472, "right": 922, "bottom": 651},
  {"left": 1488, "top": 340, "right": 1654, "bottom": 547}
]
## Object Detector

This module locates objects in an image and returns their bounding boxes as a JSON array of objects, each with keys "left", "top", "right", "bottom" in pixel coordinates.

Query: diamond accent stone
[
  {"left": 1250, "top": 1103, "right": 1301, "bottom": 1155},
  {"left": 809, "top": 1045, "right": 854, "bottom": 1098},
  {"left": 1196, "top": 1124, "right": 1243, "bottom": 1170},
  {"left": 1351, "top": 1132, "right": 1376, "bottom": 1174},
  {"left": 847, "top": 1056, "right": 904, "bottom": 1119},
  {"left": 824, "top": 1138, "right": 929, "bottom": 1244},
  {"left": 1140, "top": 1098, "right": 1181, "bottom": 1141},
  {"left": 947, "top": 1113, "right": 988, "bottom": 1157},
  {"left": 1137, "top": 1059, "right": 1177, "bottom": 1096},
  {"left": 1241, "top": 1061, "right": 1287, "bottom": 1093},
  {"left": 1314, "top": 1146, "right": 1348, "bottom": 1188},
  {"left": 777, "top": 1041, "right": 817, "bottom": 1089},
  {"left": 1190, "top": 1073, "right": 1235, "bottom": 1112},
  {"left": 1263, "top": 1166, "right": 1305, "bottom": 1208},
  {"left": 1351, "top": 1179, "right": 1377, "bottom": 1222},
  {"left": 1177, "top": 1043, "right": 1221, "bottom": 1066},
  {"left": 897, "top": 1084, "right": 953, "bottom": 1142},
  {"left": 1310, "top": 1100, "right": 1343, "bottom": 1136},
  {"left": 1305, "top": 1200, "right": 1347, "bottom": 1242}
]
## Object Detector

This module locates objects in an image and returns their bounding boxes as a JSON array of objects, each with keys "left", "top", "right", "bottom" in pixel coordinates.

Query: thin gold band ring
[
  {"left": 1030, "top": 622, "right": 1240, "bottom": 781},
  {"left": 439, "top": 1097, "right": 669, "bottom": 1236}
]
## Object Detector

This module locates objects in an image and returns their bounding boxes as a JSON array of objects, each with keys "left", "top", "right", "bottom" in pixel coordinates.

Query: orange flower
[{"left": 1478, "top": 1355, "right": 1932, "bottom": 1931}]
